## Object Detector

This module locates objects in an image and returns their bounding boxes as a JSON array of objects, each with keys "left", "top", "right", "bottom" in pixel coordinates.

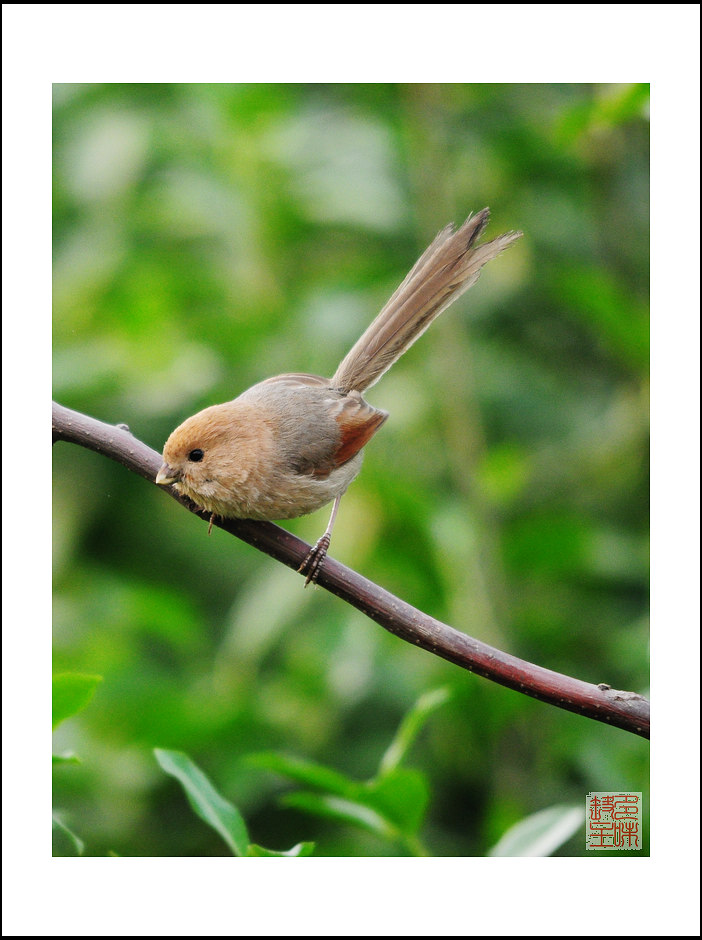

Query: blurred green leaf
[
  {"left": 556, "top": 83, "right": 649, "bottom": 145},
  {"left": 551, "top": 266, "right": 649, "bottom": 370},
  {"left": 248, "top": 752, "right": 359, "bottom": 799},
  {"left": 254, "top": 691, "right": 438, "bottom": 850},
  {"left": 52, "top": 812, "right": 85, "bottom": 856},
  {"left": 488, "top": 805, "right": 584, "bottom": 857},
  {"left": 379, "top": 687, "right": 451, "bottom": 775},
  {"left": 52, "top": 673, "right": 102, "bottom": 730},
  {"left": 476, "top": 444, "right": 531, "bottom": 507},
  {"left": 505, "top": 513, "right": 648, "bottom": 584},
  {"left": 282, "top": 792, "right": 395, "bottom": 839},
  {"left": 247, "top": 842, "right": 315, "bottom": 857},
  {"left": 52, "top": 752, "right": 81, "bottom": 766},
  {"left": 154, "top": 748, "right": 249, "bottom": 856},
  {"left": 254, "top": 689, "right": 441, "bottom": 841},
  {"left": 364, "top": 768, "right": 429, "bottom": 836}
]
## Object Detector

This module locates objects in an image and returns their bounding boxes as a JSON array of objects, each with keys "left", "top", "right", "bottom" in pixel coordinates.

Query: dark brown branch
[{"left": 52, "top": 401, "right": 650, "bottom": 739}]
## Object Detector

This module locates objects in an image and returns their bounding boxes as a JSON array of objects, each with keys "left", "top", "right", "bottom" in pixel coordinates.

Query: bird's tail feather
[{"left": 332, "top": 209, "right": 521, "bottom": 394}]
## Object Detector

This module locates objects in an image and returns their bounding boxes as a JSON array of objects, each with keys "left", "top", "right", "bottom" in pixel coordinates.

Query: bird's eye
[{"left": 188, "top": 449, "right": 204, "bottom": 462}]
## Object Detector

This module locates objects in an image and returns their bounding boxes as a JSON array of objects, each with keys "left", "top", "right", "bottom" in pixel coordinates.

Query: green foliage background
[{"left": 52, "top": 83, "right": 649, "bottom": 857}]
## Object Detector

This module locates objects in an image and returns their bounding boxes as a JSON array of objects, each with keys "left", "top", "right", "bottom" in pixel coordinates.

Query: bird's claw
[{"left": 298, "top": 534, "right": 331, "bottom": 586}]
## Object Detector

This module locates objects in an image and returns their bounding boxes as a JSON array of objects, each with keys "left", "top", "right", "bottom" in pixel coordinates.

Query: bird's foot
[{"left": 298, "top": 534, "right": 331, "bottom": 586}]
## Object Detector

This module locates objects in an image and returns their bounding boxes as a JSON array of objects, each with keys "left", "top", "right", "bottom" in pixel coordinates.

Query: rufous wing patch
[{"left": 330, "top": 397, "right": 388, "bottom": 470}]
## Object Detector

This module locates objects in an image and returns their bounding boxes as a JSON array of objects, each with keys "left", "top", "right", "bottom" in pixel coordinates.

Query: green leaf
[
  {"left": 488, "top": 805, "right": 584, "bottom": 857},
  {"left": 154, "top": 748, "right": 249, "bottom": 856},
  {"left": 364, "top": 768, "right": 429, "bottom": 835},
  {"left": 282, "top": 791, "right": 395, "bottom": 839},
  {"left": 556, "top": 83, "right": 649, "bottom": 145},
  {"left": 255, "top": 752, "right": 429, "bottom": 838},
  {"left": 52, "top": 812, "right": 85, "bottom": 856},
  {"left": 52, "top": 673, "right": 102, "bottom": 730},
  {"left": 248, "top": 751, "right": 358, "bottom": 799},
  {"left": 550, "top": 266, "right": 649, "bottom": 370},
  {"left": 247, "top": 841, "right": 315, "bottom": 857},
  {"left": 253, "top": 694, "right": 440, "bottom": 842},
  {"left": 52, "top": 752, "right": 81, "bottom": 766},
  {"left": 379, "top": 687, "right": 451, "bottom": 775}
]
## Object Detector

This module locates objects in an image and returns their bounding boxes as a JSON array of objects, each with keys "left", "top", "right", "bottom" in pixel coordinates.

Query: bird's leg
[{"left": 298, "top": 495, "right": 342, "bottom": 586}]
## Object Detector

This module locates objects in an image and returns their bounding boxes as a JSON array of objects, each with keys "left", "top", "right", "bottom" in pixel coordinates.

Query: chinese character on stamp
[{"left": 585, "top": 792, "right": 643, "bottom": 850}]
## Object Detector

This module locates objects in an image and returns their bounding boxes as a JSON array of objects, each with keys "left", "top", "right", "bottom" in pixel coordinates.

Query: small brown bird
[{"left": 156, "top": 209, "right": 521, "bottom": 583}]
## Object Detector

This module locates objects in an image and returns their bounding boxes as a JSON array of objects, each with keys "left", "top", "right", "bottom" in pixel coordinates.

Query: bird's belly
[{"left": 176, "top": 453, "right": 362, "bottom": 521}]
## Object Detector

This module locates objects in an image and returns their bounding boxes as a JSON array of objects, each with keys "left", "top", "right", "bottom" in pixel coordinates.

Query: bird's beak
[{"left": 155, "top": 463, "right": 181, "bottom": 486}]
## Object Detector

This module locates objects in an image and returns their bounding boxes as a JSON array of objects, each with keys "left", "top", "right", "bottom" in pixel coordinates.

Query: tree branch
[{"left": 52, "top": 401, "right": 650, "bottom": 739}]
